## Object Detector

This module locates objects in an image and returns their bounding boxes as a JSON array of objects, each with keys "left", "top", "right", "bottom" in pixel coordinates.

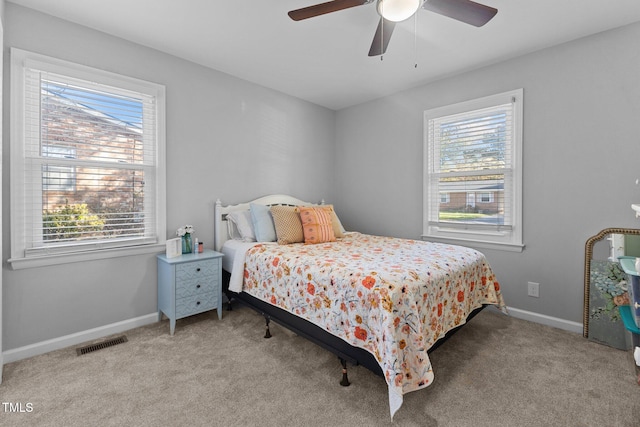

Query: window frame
[
  {"left": 423, "top": 89, "right": 524, "bottom": 252},
  {"left": 9, "top": 48, "right": 167, "bottom": 269}
]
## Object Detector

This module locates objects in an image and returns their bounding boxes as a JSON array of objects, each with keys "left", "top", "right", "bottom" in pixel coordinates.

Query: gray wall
[
  {"left": 334, "top": 22, "right": 640, "bottom": 325},
  {"left": 2, "top": 4, "right": 335, "bottom": 350},
  {"left": 4, "top": 3, "right": 640, "bottom": 353}
]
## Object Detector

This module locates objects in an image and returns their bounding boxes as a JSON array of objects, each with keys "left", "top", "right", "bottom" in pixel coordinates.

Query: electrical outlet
[{"left": 527, "top": 282, "right": 540, "bottom": 298}]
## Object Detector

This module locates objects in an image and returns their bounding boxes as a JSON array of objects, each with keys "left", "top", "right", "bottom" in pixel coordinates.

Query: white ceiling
[{"left": 8, "top": 0, "right": 640, "bottom": 110}]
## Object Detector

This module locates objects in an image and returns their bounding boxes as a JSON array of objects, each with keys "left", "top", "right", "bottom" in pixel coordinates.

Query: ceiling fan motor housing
[{"left": 377, "top": 0, "right": 422, "bottom": 22}]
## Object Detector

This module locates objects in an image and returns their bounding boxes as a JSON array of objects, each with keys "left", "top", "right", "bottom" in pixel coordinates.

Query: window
[
  {"left": 479, "top": 193, "right": 493, "bottom": 203},
  {"left": 423, "top": 89, "right": 523, "bottom": 251},
  {"left": 10, "top": 49, "right": 166, "bottom": 268}
]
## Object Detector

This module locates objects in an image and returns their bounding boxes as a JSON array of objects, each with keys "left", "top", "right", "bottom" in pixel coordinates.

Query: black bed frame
[{"left": 223, "top": 271, "right": 486, "bottom": 385}]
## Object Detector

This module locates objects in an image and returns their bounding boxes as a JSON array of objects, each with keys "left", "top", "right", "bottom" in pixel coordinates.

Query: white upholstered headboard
[{"left": 214, "top": 194, "right": 323, "bottom": 252}]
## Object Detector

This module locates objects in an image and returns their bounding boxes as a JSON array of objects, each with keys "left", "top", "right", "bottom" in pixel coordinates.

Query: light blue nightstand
[{"left": 157, "top": 249, "right": 224, "bottom": 335}]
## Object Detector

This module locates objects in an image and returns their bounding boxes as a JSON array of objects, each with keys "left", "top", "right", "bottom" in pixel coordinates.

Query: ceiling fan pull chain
[
  {"left": 381, "top": 3, "right": 384, "bottom": 61},
  {"left": 414, "top": 11, "right": 418, "bottom": 68}
]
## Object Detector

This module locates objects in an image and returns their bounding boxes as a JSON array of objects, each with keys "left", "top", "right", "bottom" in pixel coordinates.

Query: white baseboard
[
  {"left": 488, "top": 305, "right": 583, "bottom": 334},
  {"left": 2, "top": 313, "right": 158, "bottom": 364}
]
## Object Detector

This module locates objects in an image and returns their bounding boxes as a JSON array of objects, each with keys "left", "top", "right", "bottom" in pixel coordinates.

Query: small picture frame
[{"left": 166, "top": 237, "right": 181, "bottom": 258}]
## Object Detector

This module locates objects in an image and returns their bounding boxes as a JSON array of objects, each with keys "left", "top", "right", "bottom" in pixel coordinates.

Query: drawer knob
[
  {"left": 196, "top": 284, "right": 201, "bottom": 289},
  {"left": 196, "top": 301, "right": 200, "bottom": 306},
  {"left": 196, "top": 268, "right": 201, "bottom": 272}
]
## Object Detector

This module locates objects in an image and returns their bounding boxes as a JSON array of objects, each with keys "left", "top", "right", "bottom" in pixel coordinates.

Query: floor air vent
[{"left": 76, "top": 335, "right": 128, "bottom": 356}]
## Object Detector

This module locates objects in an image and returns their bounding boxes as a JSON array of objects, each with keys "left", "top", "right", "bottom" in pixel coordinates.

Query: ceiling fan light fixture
[{"left": 377, "top": 0, "right": 421, "bottom": 22}]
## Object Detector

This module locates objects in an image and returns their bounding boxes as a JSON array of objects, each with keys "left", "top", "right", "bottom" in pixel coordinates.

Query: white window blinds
[
  {"left": 424, "top": 90, "right": 523, "bottom": 251},
  {"left": 11, "top": 49, "right": 165, "bottom": 261}
]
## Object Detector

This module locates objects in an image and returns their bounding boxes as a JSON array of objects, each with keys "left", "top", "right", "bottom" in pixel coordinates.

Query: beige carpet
[{"left": 1, "top": 305, "right": 639, "bottom": 427}]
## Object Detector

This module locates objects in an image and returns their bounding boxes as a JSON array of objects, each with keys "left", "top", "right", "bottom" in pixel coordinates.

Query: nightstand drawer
[
  {"left": 176, "top": 279, "right": 217, "bottom": 298},
  {"left": 176, "top": 292, "right": 218, "bottom": 318},
  {"left": 176, "top": 260, "right": 218, "bottom": 281}
]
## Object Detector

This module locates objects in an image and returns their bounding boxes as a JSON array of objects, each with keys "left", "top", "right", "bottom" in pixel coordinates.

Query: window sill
[
  {"left": 8, "top": 243, "right": 166, "bottom": 270},
  {"left": 421, "top": 235, "right": 525, "bottom": 253}
]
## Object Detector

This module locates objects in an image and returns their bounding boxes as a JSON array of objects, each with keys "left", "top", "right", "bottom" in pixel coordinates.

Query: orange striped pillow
[{"left": 297, "top": 206, "right": 336, "bottom": 244}]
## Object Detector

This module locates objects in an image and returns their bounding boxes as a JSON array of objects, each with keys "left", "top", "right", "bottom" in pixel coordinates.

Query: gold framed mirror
[{"left": 584, "top": 227, "right": 640, "bottom": 347}]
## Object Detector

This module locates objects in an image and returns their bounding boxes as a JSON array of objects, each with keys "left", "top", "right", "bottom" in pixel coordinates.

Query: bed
[{"left": 214, "top": 194, "right": 506, "bottom": 419}]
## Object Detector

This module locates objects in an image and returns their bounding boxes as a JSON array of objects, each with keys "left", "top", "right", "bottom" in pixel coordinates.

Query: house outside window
[
  {"left": 10, "top": 49, "right": 166, "bottom": 268},
  {"left": 423, "top": 89, "right": 523, "bottom": 252},
  {"left": 42, "top": 146, "right": 76, "bottom": 191}
]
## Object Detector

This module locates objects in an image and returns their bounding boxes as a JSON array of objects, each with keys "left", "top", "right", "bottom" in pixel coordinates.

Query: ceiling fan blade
[
  {"left": 368, "top": 18, "right": 396, "bottom": 57},
  {"left": 423, "top": 0, "right": 497, "bottom": 27},
  {"left": 288, "top": 0, "right": 368, "bottom": 21}
]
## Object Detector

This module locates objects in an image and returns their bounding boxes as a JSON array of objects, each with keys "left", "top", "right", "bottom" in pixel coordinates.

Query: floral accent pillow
[{"left": 297, "top": 206, "right": 336, "bottom": 244}]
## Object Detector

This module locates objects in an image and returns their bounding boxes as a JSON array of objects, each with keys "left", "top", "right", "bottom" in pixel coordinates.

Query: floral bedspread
[{"left": 242, "top": 232, "right": 506, "bottom": 418}]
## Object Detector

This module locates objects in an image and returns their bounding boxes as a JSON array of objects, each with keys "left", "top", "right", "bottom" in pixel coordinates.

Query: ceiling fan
[{"left": 288, "top": 0, "right": 498, "bottom": 56}]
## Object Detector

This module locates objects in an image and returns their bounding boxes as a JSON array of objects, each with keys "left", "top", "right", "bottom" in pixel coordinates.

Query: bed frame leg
[
  {"left": 339, "top": 358, "right": 350, "bottom": 387},
  {"left": 264, "top": 317, "right": 272, "bottom": 339}
]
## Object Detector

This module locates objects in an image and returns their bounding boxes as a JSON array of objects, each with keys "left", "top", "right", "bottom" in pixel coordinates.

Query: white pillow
[
  {"left": 227, "top": 210, "right": 256, "bottom": 242},
  {"left": 250, "top": 203, "right": 277, "bottom": 242}
]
